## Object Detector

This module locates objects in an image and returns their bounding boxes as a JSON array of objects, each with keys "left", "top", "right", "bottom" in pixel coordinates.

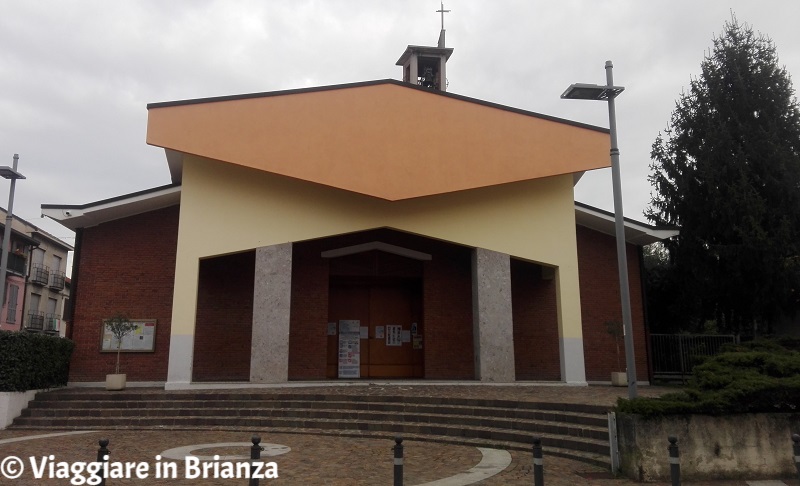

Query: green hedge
[
  {"left": 617, "top": 339, "right": 800, "bottom": 416},
  {"left": 0, "top": 331, "right": 75, "bottom": 392}
]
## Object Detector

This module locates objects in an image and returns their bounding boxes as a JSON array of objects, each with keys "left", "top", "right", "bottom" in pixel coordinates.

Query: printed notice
[
  {"left": 386, "top": 325, "right": 402, "bottom": 346},
  {"left": 338, "top": 320, "right": 360, "bottom": 378}
]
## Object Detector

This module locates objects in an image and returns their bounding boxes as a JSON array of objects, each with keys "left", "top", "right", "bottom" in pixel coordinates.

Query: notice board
[
  {"left": 100, "top": 319, "right": 156, "bottom": 352},
  {"left": 337, "top": 320, "right": 361, "bottom": 378}
]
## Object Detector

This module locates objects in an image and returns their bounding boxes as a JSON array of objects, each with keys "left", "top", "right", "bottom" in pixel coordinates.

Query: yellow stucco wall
[{"left": 170, "top": 156, "right": 584, "bottom": 343}]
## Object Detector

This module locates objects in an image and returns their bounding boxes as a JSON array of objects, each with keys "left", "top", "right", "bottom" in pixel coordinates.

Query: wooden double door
[{"left": 327, "top": 278, "right": 423, "bottom": 378}]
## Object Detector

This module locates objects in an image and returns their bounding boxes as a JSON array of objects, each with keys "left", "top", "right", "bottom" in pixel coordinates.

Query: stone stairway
[{"left": 12, "top": 389, "right": 612, "bottom": 468}]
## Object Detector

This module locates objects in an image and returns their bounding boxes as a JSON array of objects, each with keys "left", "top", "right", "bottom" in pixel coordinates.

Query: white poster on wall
[
  {"left": 338, "top": 320, "right": 361, "bottom": 378},
  {"left": 386, "top": 324, "right": 402, "bottom": 346}
]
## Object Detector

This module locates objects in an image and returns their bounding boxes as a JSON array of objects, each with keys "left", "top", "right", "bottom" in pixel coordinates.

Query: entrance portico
[{"left": 183, "top": 217, "right": 581, "bottom": 386}]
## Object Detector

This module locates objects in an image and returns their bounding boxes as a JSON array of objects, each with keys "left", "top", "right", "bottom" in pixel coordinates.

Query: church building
[{"left": 42, "top": 30, "right": 675, "bottom": 388}]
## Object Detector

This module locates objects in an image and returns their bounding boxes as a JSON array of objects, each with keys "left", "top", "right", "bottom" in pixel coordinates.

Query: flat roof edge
[
  {"left": 575, "top": 201, "right": 680, "bottom": 244},
  {"left": 146, "top": 79, "right": 609, "bottom": 134},
  {"left": 41, "top": 183, "right": 181, "bottom": 211}
]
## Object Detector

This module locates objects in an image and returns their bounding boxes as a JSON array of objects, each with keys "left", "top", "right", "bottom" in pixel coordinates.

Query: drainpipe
[
  {"left": 65, "top": 228, "right": 83, "bottom": 341},
  {"left": 638, "top": 246, "right": 654, "bottom": 383},
  {"left": 0, "top": 154, "right": 23, "bottom": 326}
]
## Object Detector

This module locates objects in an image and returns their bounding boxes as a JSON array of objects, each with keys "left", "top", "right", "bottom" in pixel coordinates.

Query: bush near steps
[
  {"left": 617, "top": 338, "right": 800, "bottom": 416},
  {"left": 0, "top": 331, "right": 74, "bottom": 392}
]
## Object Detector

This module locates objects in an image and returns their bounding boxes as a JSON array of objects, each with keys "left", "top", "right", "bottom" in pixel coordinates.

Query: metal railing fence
[{"left": 650, "top": 334, "right": 738, "bottom": 382}]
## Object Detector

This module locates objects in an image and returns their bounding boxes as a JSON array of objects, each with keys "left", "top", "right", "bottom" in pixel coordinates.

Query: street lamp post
[
  {"left": 0, "top": 154, "right": 26, "bottom": 330},
  {"left": 561, "top": 61, "right": 638, "bottom": 399}
]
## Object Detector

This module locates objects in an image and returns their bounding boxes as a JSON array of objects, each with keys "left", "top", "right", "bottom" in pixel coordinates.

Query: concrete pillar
[
  {"left": 166, "top": 253, "right": 201, "bottom": 389},
  {"left": 250, "top": 243, "right": 293, "bottom": 383},
  {"left": 554, "top": 266, "right": 587, "bottom": 384},
  {"left": 471, "top": 248, "right": 515, "bottom": 382}
]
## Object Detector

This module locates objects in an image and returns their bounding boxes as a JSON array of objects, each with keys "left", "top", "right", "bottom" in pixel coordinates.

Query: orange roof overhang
[{"left": 146, "top": 80, "right": 610, "bottom": 200}]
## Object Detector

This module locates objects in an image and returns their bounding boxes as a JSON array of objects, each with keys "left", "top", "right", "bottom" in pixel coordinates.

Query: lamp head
[
  {"left": 561, "top": 83, "right": 624, "bottom": 101},
  {"left": 0, "top": 167, "right": 25, "bottom": 180}
]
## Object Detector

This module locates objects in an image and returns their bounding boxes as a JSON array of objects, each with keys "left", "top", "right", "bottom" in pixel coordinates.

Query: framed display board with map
[{"left": 100, "top": 319, "right": 157, "bottom": 352}]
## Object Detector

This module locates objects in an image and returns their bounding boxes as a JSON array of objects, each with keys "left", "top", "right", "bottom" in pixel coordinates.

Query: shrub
[
  {"left": 617, "top": 339, "right": 800, "bottom": 416},
  {"left": 105, "top": 313, "right": 135, "bottom": 374},
  {"left": 0, "top": 331, "right": 75, "bottom": 392}
]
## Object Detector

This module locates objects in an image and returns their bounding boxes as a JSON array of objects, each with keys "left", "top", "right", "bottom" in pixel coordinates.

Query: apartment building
[{"left": 0, "top": 208, "right": 72, "bottom": 337}]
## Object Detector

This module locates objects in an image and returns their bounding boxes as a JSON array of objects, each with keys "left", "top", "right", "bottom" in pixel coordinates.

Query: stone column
[
  {"left": 471, "top": 248, "right": 515, "bottom": 382},
  {"left": 250, "top": 243, "right": 293, "bottom": 383}
]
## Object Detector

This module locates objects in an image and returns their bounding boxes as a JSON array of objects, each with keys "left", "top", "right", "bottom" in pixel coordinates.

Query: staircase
[{"left": 12, "top": 389, "right": 612, "bottom": 468}]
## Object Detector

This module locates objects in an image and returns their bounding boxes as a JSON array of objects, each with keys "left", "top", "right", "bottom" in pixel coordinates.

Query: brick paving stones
[
  {"left": 0, "top": 385, "right": 793, "bottom": 484},
  {"left": 0, "top": 428, "right": 785, "bottom": 485}
]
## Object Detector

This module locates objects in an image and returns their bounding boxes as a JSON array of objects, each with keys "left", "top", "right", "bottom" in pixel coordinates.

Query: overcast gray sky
[{"left": 2, "top": 1, "right": 800, "bottom": 246}]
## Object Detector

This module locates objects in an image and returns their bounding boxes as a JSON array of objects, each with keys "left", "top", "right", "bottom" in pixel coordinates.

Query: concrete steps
[{"left": 12, "top": 390, "right": 612, "bottom": 468}]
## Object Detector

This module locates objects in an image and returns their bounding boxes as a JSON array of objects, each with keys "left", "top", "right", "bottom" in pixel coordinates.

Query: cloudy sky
[{"left": 2, "top": 1, "right": 800, "bottom": 247}]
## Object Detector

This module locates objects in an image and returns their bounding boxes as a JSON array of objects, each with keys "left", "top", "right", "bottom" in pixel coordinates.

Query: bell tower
[{"left": 396, "top": 2, "right": 454, "bottom": 91}]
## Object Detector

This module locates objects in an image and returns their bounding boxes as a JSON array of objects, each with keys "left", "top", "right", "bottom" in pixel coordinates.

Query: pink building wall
[{"left": 0, "top": 274, "right": 26, "bottom": 331}]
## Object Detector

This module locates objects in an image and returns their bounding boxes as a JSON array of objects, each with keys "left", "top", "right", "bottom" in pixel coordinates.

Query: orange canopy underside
[{"left": 146, "top": 81, "right": 610, "bottom": 200}]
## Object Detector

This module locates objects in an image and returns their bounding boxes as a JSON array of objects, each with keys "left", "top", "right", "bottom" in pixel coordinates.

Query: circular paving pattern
[
  {"left": 0, "top": 429, "right": 626, "bottom": 485},
  {"left": 160, "top": 442, "right": 291, "bottom": 461}
]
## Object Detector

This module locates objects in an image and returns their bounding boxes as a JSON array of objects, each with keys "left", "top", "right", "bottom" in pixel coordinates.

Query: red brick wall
[
  {"left": 576, "top": 225, "right": 649, "bottom": 382},
  {"left": 422, "top": 246, "right": 475, "bottom": 379},
  {"left": 193, "top": 251, "right": 254, "bottom": 381},
  {"left": 68, "top": 206, "right": 179, "bottom": 382},
  {"left": 288, "top": 241, "right": 330, "bottom": 379},
  {"left": 511, "top": 259, "right": 560, "bottom": 380},
  {"left": 69, "top": 215, "right": 650, "bottom": 384},
  {"left": 288, "top": 229, "right": 474, "bottom": 380}
]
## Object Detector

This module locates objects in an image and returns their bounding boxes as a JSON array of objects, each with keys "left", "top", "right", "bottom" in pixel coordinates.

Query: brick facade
[
  {"left": 421, "top": 244, "right": 474, "bottom": 380},
  {"left": 511, "top": 259, "right": 561, "bottom": 380},
  {"left": 576, "top": 225, "right": 649, "bottom": 382},
  {"left": 287, "top": 229, "right": 475, "bottom": 380},
  {"left": 288, "top": 241, "right": 330, "bottom": 379},
  {"left": 192, "top": 251, "right": 254, "bottom": 381},
  {"left": 68, "top": 205, "right": 179, "bottom": 382},
  {"left": 68, "top": 209, "right": 650, "bottom": 383}
]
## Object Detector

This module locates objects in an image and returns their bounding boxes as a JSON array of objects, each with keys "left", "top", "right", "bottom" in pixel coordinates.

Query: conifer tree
[{"left": 647, "top": 16, "right": 800, "bottom": 334}]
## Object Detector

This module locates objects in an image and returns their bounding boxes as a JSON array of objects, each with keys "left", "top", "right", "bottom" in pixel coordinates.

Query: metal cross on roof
[{"left": 436, "top": 1, "right": 450, "bottom": 30}]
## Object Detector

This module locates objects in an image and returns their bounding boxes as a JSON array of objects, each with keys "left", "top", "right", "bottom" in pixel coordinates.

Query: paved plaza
[{"left": 0, "top": 384, "right": 795, "bottom": 484}]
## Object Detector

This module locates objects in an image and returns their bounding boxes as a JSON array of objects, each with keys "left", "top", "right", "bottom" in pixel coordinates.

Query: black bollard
[
  {"left": 532, "top": 436, "right": 544, "bottom": 486},
  {"left": 250, "top": 435, "right": 263, "bottom": 486},
  {"left": 793, "top": 434, "right": 800, "bottom": 483},
  {"left": 668, "top": 436, "right": 680, "bottom": 486},
  {"left": 96, "top": 439, "right": 109, "bottom": 486},
  {"left": 393, "top": 437, "right": 404, "bottom": 486}
]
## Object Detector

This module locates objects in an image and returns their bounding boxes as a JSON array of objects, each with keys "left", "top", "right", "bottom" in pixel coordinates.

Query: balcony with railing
[
  {"left": 49, "top": 271, "right": 66, "bottom": 290},
  {"left": 5, "top": 252, "right": 27, "bottom": 276},
  {"left": 31, "top": 264, "right": 49, "bottom": 286},
  {"left": 44, "top": 313, "right": 61, "bottom": 333},
  {"left": 27, "top": 311, "right": 44, "bottom": 331}
]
